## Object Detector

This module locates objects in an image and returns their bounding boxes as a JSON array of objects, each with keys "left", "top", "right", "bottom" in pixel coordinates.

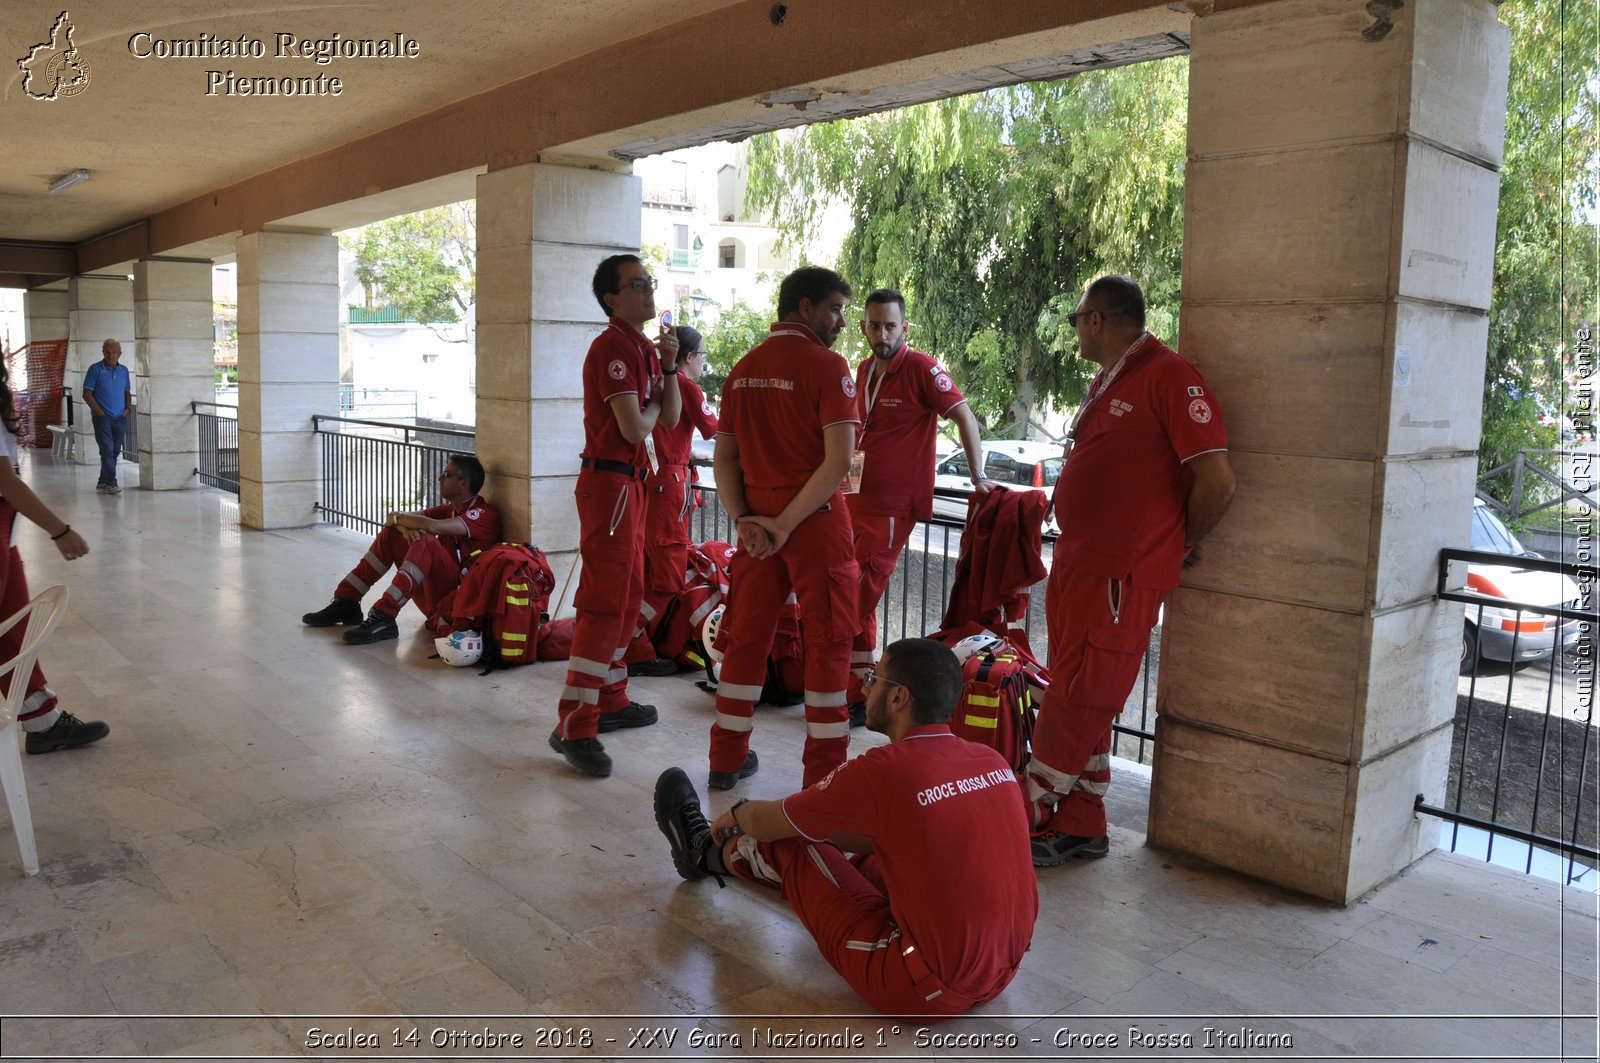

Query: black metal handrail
[
  {"left": 190, "top": 399, "right": 239, "bottom": 494},
  {"left": 312, "top": 413, "right": 474, "bottom": 445}
]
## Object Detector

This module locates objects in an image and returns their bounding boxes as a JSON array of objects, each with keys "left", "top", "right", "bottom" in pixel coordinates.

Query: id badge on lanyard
[
  {"left": 844, "top": 449, "right": 864, "bottom": 494},
  {"left": 644, "top": 434, "right": 660, "bottom": 476}
]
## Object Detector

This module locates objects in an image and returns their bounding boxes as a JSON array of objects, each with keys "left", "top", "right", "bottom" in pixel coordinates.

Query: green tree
[
  {"left": 343, "top": 201, "right": 476, "bottom": 341},
  {"left": 1482, "top": 0, "right": 1597, "bottom": 500},
  {"left": 686, "top": 295, "right": 776, "bottom": 402},
  {"left": 745, "top": 59, "right": 1189, "bottom": 431}
]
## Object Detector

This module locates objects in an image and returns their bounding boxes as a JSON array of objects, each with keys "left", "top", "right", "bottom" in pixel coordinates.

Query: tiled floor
[{"left": 0, "top": 453, "right": 1595, "bottom": 1061}]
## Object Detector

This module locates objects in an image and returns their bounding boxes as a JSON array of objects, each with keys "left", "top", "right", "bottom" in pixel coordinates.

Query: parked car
[
  {"left": 930, "top": 439, "right": 1065, "bottom": 535},
  {"left": 1460, "top": 499, "right": 1584, "bottom": 673}
]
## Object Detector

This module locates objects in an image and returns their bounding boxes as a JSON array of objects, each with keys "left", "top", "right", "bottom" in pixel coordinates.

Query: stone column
[
  {"left": 67, "top": 275, "right": 135, "bottom": 469},
  {"left": 235, "top": 229, "right": 339, "bottom": 529},
  {"left": 1150, "top": 0, "right": 1511, "bottom": 903},
  {"left": 475, "top": 161, "right": 641, "bottom": 597},
  {"left": 23, "top": 287, "right": 68, "bottom": 346},
  {"left": 133, "top": 258, "right": 213, "bottom": 489}
]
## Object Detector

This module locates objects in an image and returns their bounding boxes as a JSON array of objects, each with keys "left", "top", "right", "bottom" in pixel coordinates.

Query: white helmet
[
  {"left": 951, "top": 632, "right": 1004, "bottom": 664},
  {"left": 702, "top": 604, "right": 726, "bottom": 663},
  {"left": 435, "top": 629, "right": 484, "bottom": 667}
]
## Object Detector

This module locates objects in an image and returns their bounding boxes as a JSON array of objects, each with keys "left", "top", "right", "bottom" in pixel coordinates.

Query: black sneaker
[
  {"left": 548, "top": 729, "right": 612, "bottom": 777},
  {"left": 654, "top": 767, "right": 722, "bottom": 885},
  {"left": 848, "top": 700, "right": 867, "bottom": 729},
  {"left": 597, "top": 702, "right": 658, "bottom": 733},
  {"left": 1030, "top": 831, "right": 1110, "bottom": 867},
  {"left": 342, "top": 608, "right": 399, "bottom": 644},
  {"left": 303, "top": 597, "right": 364, "bottom": 627},
  {"left": 707, "top": 750, "right": 759, "bottom": 792},
  {"left": 25, "top": 712, "right": 110, "bottom": 754},
  {"left": 628, "top": 657, "right": 679, "bottom": 677}
]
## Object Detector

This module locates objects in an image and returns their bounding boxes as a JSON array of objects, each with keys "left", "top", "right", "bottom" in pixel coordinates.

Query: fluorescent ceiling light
[{"left": 48, "top": 169, "right": 90, "bottom": 193}]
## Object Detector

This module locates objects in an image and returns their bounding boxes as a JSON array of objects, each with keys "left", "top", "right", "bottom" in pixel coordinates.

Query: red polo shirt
[
  {"left": 581, "top": 317, "right": 661, "bottom": 466},
  {"left": 424, "top": 495, "right": 502, "bottom": 571},
  {"left": 783, "top": 724, "right": 1038, "bottom": 1002},
  {"left": 652, "top": 375, "right": 717, "bottom": 466},
  {"left": 853, "top": 344, "right": 967, "bottom": 520},
  {"left": 1053, "top": 334, "right": 1228, "bottom": 589},
  {"left": 718, "top": 323, "right": 859, "bottom": 490}
]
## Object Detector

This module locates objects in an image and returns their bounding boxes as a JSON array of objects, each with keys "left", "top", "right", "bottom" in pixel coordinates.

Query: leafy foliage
[
  {"left": 683, "top": 294, "right": 777, "bottom": 402},
  {"left": 343, "top": 202, "right": 476, "bottom": 340},
  {"left": 1482, "top": 0, "right": 1597, "bottom": 490},
  {"left": 745, "top": 60, "right": 1189, "bottom": 432}
]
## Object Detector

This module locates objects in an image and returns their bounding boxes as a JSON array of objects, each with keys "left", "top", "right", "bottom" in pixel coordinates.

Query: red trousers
[
  {"left": 723, "top": 835, "right": 988, "bottom": 1020},
  {"left": 710, "top": 492, "right": 858, "bottom": 787},
  {"left": 556, "top": 468, "right": 646, "bottom": 739},
  {"left": 0, "top": 505, "right": 55, "bottom": 723},
  {"left": 335, "top": 525, "right": 461, "bottom": 625},
  {"left": 844, "top": 505, "right": 914, "bottom": 705},
  {"left": 635, "top": 462, "right": 694, "bottom": 658},
  {"left": 1024, "top": 563, "right": 1165, "bottom": 837}
]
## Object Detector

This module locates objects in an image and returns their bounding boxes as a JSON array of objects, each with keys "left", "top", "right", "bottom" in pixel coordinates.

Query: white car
[
  {"left": 930, "top": 439, "right": 1064, "bottom": 535},
  {"left": 1460, "top": 499, "right": 1584, "bottom": 673}
]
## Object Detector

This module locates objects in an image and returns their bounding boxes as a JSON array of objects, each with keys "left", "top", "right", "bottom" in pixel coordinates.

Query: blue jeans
[{"left": 92, "top": 413, "right": 126, "bottom": 486}]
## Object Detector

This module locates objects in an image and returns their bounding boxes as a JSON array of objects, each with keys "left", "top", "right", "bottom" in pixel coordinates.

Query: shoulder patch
[
  {"left": 1188, "top": 398, "right": 1213, "bottom": 424},
  {"left": 701, "top": 399, "right": 714, "bottom": 417},
  {"left": 466, "top": 508, "right": 482, "bottom": 521},
  {"left": 1187, "top": 386, "right": 1204, "bottom": 397},
  {"left": 842, "top": 374, "right": 857, "bottom": 399},
  {"left": 934, "top": 372, "right": 954, "bottom": 392},
  {"left": 607, "top": 359, "right": 627, "bottom": 381}
]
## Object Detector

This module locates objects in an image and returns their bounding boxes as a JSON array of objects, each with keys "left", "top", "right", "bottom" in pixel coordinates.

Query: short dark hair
[
  {"left": 864, "top": 288, "right": 906, "bottom": 317},
  {"left": 449, "top": 453, "right": 486, "bottom": 494},
  {"left": 881, "top": 637, "right": 964, "bottom": 726},
  {"left": 675, "top": 324, "right": 704, "bottom": 357},
  {"left": 592, "top": 254, "right": 643, "bottom": 314},
  {"left": 777, "top": 266, "right": 853, "bottom": 318},
  {"left": 1083, "top": 275, "right": 1146, "bottom": 329}
]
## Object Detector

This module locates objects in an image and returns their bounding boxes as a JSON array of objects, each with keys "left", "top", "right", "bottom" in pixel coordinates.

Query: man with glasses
[
  {"left": 653, "top": 638, "right": 1037, "bottom": 1020},
  {"left": 844, "top": 289, "right": 993, "bottom": 726},
  {"left": 548, "top": 254, "right": 681, "bottom": 778},
  {"left": 1025, "top": 275, "right": 1235, "bottom": 867},
  {"left": 302, "top": 453, "right": 500, "bottom": 645},
  {"left": 708, "top": 266, "right": 859, "bottom": 791}
]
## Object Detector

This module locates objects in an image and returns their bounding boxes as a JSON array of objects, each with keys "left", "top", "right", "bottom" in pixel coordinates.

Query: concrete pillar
[
  {"left": 67, "top": 275, "right": 135, "bottom": 469},
  {"left": 22, "top": 287, "right": 68, "bottom": 346},
  {"left": 236, "top": 229, "right": 339, "bottom": 529},
  {"left": 1150, "top": 0, "right": 1511, "bottom": 903},
  {"left": 133, "top": 258, "right": 213, "bottom": 490},
  {"left": 475, "top": 161, "right": 642, "bottom": 583}
]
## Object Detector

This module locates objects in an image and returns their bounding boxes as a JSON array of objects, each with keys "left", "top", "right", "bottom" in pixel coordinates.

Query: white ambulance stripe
[
  {"left": 606, "top": 666, "right": 628, "bottom": 685},
  {"left": 804, "top": 690, "right": 848, "bottom": 708},
  {"left": 717, "top": 682, "right": 763, "bottom": 702},
  {"left": 714, "top": 712, "right": 755, "bottom": 732},
  {"left": 844, "top": 936, "right": 896, "bottom": 953},
  {"left": 566, "top": 656, "right": 611, "bottom": 679},
  {"left": 803, "top": 844, "right": 841, "bottom": 887},
  {"left": 1076, "top": 779, "right": 1111, "bottom": 796},
  {"left": 807, "top": 721, "right": 850, "bottom": 740},
  {"left": 400, "top": 560, "right": 426, "bottom": 585},
  {"left": 640, "top": 601, "right": 659, "bottom": 622},
  {"left": 850, "top": 650, "right": 877, "bottom": 664},
  {"left": 1028, "top": 757, "right": 1079, "bottom": 792},
  {"left": 688, "top": 598, "right": 718, "bottom": 627},
  {"left": 560, "top": 685, "right": 600, "bottom": 704},
  {"left": 732, "top": 834, "right": 782, "bottom": 885},
  {"left": 1083, "top": 753, "right": 1111, "bottom": 773},
  {"left": 346, "top": 572, "right": 372, "bottom": 595}
]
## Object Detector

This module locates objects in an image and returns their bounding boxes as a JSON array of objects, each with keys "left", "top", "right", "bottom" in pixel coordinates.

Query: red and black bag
[
  {"left": 930, "top": 624, "right": 1050, "bottom": 775},
  {"left": 443, "top": 542, "right": 555, "bottom": 667}
]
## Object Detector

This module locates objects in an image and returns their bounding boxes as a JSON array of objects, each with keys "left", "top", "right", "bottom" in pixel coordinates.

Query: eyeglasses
[
  {"left": 861, "top": 669, "right": 906, "bottom": 692},
  {"left": 1066, "top": 307, "right": 1099, "bottom": 328},
  {"left": 439, "top": 469, "right": 462, "bottom": 480},
  {"left": 617, "top": 276, "right": 658, "bottom": 294}
]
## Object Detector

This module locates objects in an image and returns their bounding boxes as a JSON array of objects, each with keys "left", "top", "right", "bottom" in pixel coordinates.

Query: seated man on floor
[
  {"left": 301, "top": 453, "right": 501, "bottom": 645},
  {"left": 653, "top": 637, "right": 1038, "bottom": 1021}
]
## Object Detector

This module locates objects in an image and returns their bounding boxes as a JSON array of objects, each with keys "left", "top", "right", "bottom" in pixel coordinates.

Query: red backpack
[
  {"left": 932, "top": 626, "right": 1050, "bottom": 775},
  {"left": 443, "top": 543, "right": 555, "bottom": 667}
]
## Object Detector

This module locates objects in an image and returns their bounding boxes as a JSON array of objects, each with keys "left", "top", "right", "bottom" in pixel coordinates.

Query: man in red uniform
[
  {"left": 845, "top": 289, "right": 993, "bottom": 725},
  {"left": 654, "top": 637, "right": 1037, "bottom": 1019},
  {"left": 302, "top": 453, "right": 501, "bottom": 645},
  {"left": 631, "top": 329, "right": 719, "bottom": 676},
  {"left": 548, "top": 254, "right": 681, "bottom": 778},
  {"left": 710, "top": 266, "right": 859, "bottom": 791},
  {"left": 1026, "top": 275, "right": 1236, "bottom": 866}
]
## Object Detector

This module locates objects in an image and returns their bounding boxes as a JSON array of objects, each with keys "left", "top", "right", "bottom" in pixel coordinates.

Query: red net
[{"left": 3, "top": 339, "right": 68, "bottom": 448}]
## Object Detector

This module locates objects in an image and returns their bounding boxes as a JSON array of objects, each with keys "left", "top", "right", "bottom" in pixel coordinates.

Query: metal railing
[
  {"left": 192, "top": 400, "right": 239, "bottom": 494},
  {"left": 688, "top": 480, "right": 1160, "bottom": 761},
  {"left": 1479, "top": 448, "right": 1598, "bottom": 522},
  {"left": 1418, "top": 547, "right": 1598, "bottom": 886},
  {"left": 311, "top": 414, "right": 476, "bottom": 533}
]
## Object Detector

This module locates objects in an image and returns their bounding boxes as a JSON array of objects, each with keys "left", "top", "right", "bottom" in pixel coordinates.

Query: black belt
[{"left": 581, "top": 458, "right": 645, "bottom": 480}]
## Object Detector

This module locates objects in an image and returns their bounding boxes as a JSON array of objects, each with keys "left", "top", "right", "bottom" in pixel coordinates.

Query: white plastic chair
[{"left": 0, "top": 585, "right": 70, "bottom": 877}]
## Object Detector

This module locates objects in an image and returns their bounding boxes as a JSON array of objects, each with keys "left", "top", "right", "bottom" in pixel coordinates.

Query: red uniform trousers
[
  {"left": 0, "top": 504, "right": 56, "bottom": 724},
  {"left": 1024, "top": 562, "right": 1165, "bottom": 837},
  {"left": 633, "top": 462, "right": 695, "bottom": 659},
  {"left": 844, "top": 503, "right": 915, "bottom": 705},
  {"left": 557, "top": 468, "right": 647, "bottom": 740},
  {"left": 334, "top": 525, "right": 461, "bottom": 626},
  {"left": 722, "top": 835, "right": 984, "bottom": 1020},
  {"left": 710, "top": 492, "right": 858, "bottom": 787}
]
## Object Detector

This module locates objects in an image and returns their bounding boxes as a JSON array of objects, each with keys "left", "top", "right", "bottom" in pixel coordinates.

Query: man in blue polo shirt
[{"left": 83, "top": 338, "right": 132, "bottom": 494}]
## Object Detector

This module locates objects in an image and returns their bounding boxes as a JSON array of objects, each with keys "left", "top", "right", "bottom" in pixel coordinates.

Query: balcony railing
[
  {"left": 191, "top": 400, "right": 238, "bottom": 494},
  {"left": 309, "top": 415, "right": 475, "bottom": 533}
]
